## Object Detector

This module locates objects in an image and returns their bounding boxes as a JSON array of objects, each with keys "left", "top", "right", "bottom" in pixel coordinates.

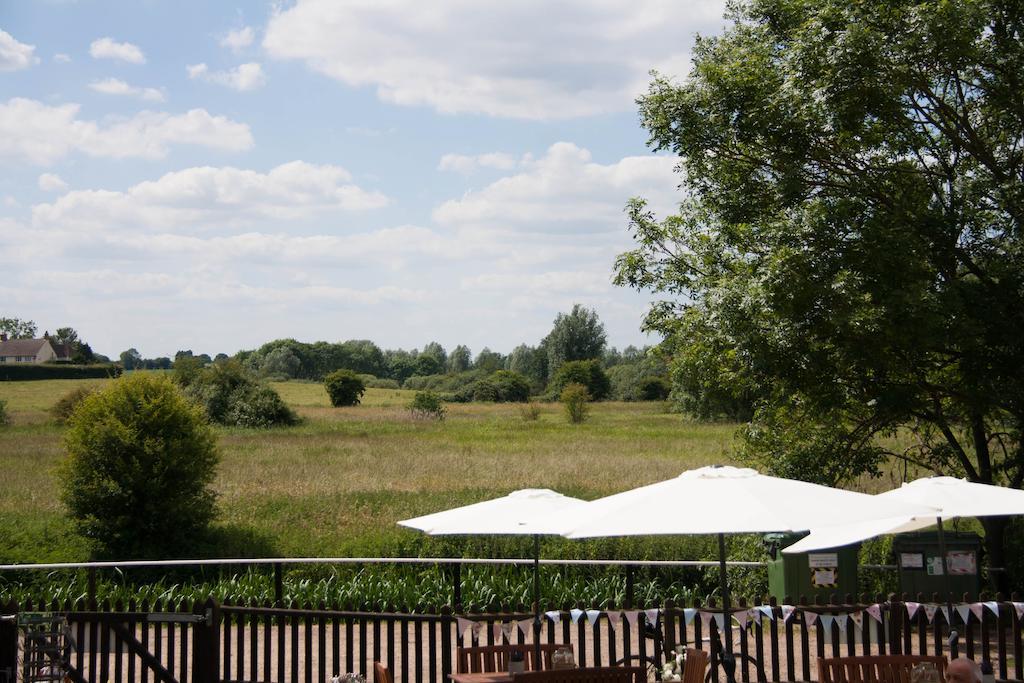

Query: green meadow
[{"left": 0, "top": 377, "right": 738, "bottom": 565}]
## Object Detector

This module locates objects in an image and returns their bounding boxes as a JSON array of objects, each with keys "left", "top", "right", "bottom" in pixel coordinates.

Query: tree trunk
[{"left": 980, "top": 516, "right": 1009, "bottom": 595}]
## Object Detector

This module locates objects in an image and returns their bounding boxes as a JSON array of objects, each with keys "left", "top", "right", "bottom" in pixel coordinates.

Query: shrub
[
  {"left": 409, "top": 391, "right": 445, "bottom": 420},
  {"left": 0, "top": 364, "right": 120, "bottom": 381},
  {"left": 548, "top": 360, "right": 611, "bottom": 400},
  {"left": 560, "top": 382, "right": 591, "bottom": 424},
  {"left": 471, "top": 379, "right": 500, "bottom": 402},
  {"left": 57, "top": 373, "right": 219, "bottom": 558},
  {"left": 50, "top": 386, "right": 97, "bottom": 422},
  {"left": 518, "top": 401, "right": 542, "bottom": 421},
  {"left": 181, "top": 360, "right": 297, "bottom": 427},
  {"left": 324, "top": 369, "right": 366, "bottom": 407},
  {"left": 639, "top": 377, "right": 672, "bottom": 401},
  {"left": 489, "top": 370, "right": 531, "bottom": 402}
]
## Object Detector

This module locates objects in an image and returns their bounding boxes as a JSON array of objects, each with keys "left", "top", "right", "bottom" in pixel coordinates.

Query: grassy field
[{"left": 0, "top": 377, "right": 739, "bottom": 566}]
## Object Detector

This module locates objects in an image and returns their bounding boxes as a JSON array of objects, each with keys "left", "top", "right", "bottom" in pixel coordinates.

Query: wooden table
[{"left": 448, "top": 673, "right": 512, "bottom": 683}]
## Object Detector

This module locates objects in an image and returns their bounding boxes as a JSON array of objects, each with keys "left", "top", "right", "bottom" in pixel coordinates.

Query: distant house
[{"left": 0, "top": 335, "right": 71, "bottom": 363}]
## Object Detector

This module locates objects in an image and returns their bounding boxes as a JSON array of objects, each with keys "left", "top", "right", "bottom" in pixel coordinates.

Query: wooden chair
[
  {"left": 682, "top": 648, "right": 710, "bottom": 683},
  {"left": 373, "top": 661, "right": 393, "bottom": 683},
  {"left": 818, "top": 655, "right": 948, "bottom": 683},
  {"left": 512, "top": 666, "right": 647, "bottom": 682},
  {"left": 457, "top": 644, "right": 572, "bottom": 673}
]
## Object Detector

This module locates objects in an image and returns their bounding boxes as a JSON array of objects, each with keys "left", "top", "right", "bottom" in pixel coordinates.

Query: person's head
[{"left": 946, "top": 658, "right": 981, "bottom": 683}]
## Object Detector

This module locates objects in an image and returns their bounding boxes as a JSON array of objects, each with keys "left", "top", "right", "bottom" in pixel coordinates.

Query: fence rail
[{"left": 2, "top": 594, "right": 1021, "bottom": 683}]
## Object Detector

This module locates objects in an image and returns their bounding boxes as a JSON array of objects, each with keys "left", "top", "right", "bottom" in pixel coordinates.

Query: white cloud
[
  {"left": 32, "top": 161, "right": 389, "bottom": 232},
  {"left": 53, "top": 53, "right": 72, "bottom": 63},
  {"left": 263, "top": 0, "right": 726, "bottom": 119},
  {"left": 438, "top": 152, "right": 519, "bottom": 174},
  {"left": 0, "top": 98, "right": 254, "bottom": 165},
  {"left": 220, "top": 26, "right": 255, "bottom": 52},
  {"left": 187, "top": 62, "right": 266, "bottom": 91},
  {"left": 461, "top": 270, "right": 610, "bottom": 295},
  {"left": 434, "top": 142, "right": 679, "bottom": 234},
  {"left": 38, "top": 173, "right": 68, "bottom": 192},
  {"left": 89, "top": 37, "right": 145, "bottom": 64},
  {"left": 0, "top": 29, "right": 38, "bottom": 71},
  {"left": 89, "top": 77, "right": 166, "bottom": 102}
]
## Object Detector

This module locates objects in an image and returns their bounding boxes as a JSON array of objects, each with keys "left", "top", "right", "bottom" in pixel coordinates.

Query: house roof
[
  {"left": 51, "top": 343, "right": 73, "bottom": 359},
  {"left": 0, "top": 338, "right": 50, "bottom": 356}
]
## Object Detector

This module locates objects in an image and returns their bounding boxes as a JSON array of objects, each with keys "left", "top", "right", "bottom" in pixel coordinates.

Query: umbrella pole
[
  {"left": 936, "top": 517, "right": 958, "bottom": 656},
  {"left": 533, "top": 534, "right": 542, "bottom": 670},
  {"left": 718, "top": 533, "right": 736, "bottom": 683}
]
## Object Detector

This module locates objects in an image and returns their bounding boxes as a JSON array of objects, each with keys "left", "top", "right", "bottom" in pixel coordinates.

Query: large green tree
[
  {"left": 0, "top": 317, "right": 37, "bottom": 339},
  {"left": 543, "top": 304, "right": 607, "bottom": 373},
  {"left": 615, "top": 0, "right": 1024, "bottom": 586}
]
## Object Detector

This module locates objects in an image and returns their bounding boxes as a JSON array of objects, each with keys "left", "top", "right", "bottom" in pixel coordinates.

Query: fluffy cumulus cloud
[
  {"left": 88, "top": 77, "right": 165, "bottom": 102},
  {"left": 0, "top": 98, "right": 253, "bottom": 165},
  {"left": 32, "top": 161, "right": 389, "bottom": 232},
  {"left": 434, "top": 142, "right": 679, "bottom": 234},
  {"left": 38, "top": 173, "right": 68, "bottom": 192},
  {"left": 263, "top": 0, "right": 725, "bottom": 119},
  {"left": 89, "top": 37, "right": 146, "bottom": 64},
  {"left": 220, "top": 26, "right": 255, "bottom": 52},
  {"left": 187, "top": 62, "right": 266, "bottom": 91},
  {"left": 0, "top": 29, "right": 38, "bottom": 71}
]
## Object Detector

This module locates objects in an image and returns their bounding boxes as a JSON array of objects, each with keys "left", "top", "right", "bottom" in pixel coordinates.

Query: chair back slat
[
  {"left": 457, "top": 644, "right": 572, "bottom": 673},
  {"left": 373, "top": 661, "right": 393, "bottom": 683},
  {"left": 682, "top": 648, "right": 710, "bottom": 683},
  {"left": 818, "top": 655, "right": 948, "bottom": 683}
]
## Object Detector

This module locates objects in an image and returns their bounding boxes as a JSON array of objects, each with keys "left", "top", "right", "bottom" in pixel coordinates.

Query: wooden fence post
[
  {"left": 0, "top": 601, "right": 17, "bottom": 683},
  {"left": 887, "top": 595, "right": 902, "bottom": 655},
  {"left": 192, "top": 597, "right": 220, "bottom": 683},
  {"left": 440, "top": 606, "right": 453, "bottom": 682}
]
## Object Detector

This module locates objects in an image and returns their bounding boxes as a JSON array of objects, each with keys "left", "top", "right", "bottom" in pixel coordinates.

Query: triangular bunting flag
[
  {"left": 836, "top": 614, "right": 850, "bottom": 632},
  {"left": 970, "top": 603, "right": 984, "bottom": 622},
  {"left": 622, "top": 610, "right": 639, "bottom": 628},
  {"left": 1013, "top": 602, "right": 1024, "bottom": 620},
  {"left": 545, "top": 610, "right": 561, "bottom": 624},
  {"left": 585, "top": 609, "right": 602, "bottom": 626},
  {"left": 734, "top": 610, "right": 752, "bottom": 629},
  {"left": 606, "top": 611, "right": 621, "bottom": 630},
  {"left": 456, "top": 617, "right": 475, "bottom": 639},
  {"left": 850, "top": 611, "right": 864, "bottom": 629},
  {"left": 865, "top": 604, "right": 882, "bottom": 623},
  {"left": 517, "top": 619, "right": 533, "bottom": 636},
  {"left": 683, "top": 608, "right": 698, "bottom": 626},
  {"left": 955, "top": 604, "right": 971, "bottom": 625},
  {"left": 500, "top": 622, "right": 515, "bottom": 640},
  {"left": 781, "top": 605, "right": 796, "bottom": 623},
  {"left": 803, "top": 611, "right": 819, "bottom": 626},
  {"left": 939, "top": 606, "right": 950, "bottom": 624},
  {"left": 905, "top": 602, "right": 921, "bottom": 619},
  {"left": 644, "top": 608, "right": 660, "bottom": 626},
  {"left": 984, "top": 601, "right": 1000, "bottom": 617},
  {"left": 492, "top": 623, "right": 503, "bottom": 641},
  {"left": 758, "top": 606, "right": 775, "bottom": 620},
  {"left": 819, "top": 614, "right": 835, "bottom": 632},
  {"left": 923, "top": 605, "right": 937, "bottom": 623},
  {"left": 699, "top": 611, "right": 713, "bottom": 629},
  {"left": 713, "top": 613, "right": 725, "bottom": 631},
  {"left": 570, "top": 609, "right": 584, "bottom": 624}
]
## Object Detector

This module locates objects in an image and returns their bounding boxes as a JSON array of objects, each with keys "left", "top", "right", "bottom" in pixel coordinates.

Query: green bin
[
  {"left": 892, "top": 531, "right": 982, "bottom": 599},
  {"left": 765, "top": 533, "right": 860, "bottom": 602}
]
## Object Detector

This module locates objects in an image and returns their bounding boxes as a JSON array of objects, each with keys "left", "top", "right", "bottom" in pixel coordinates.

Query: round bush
[
  {"left": 51, "top": 386, "right": 98, "bottom": 422},
  {"left": 225, "top": 384, "right": 298, "bottom": 427},
  {"left": 58, "top": 373, "right": 219, "bottom": 558},
  {"left": 409, "top": 390, "right": 445, "bottom": 420},
  {"left": 324, "top": 369, "right": 366, "bottom": 407},
  {"left": 639, "top": 377, "right": 671, "bottom": 401},
  {"left": 560, "top": 382, "right": 591, "bottom": 424},
  {"left": 549, "top": 360, "right": 611, "bottom": 400},
  {"left": 471, "top": 379, "right": 500, "bottom": 402},
  {"left": 489, "top": 370, "right": 531, "bottom": 402}
]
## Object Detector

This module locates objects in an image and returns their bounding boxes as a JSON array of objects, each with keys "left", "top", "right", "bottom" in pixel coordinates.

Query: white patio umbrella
[
  {"left": 559, "top": 465, "right": 937, "bottom": 683},
  {"left": 398, "top": 489, "right": 588, "bottom": 667},
  {"left": 783, "top": 476, "right": 1024, "bottom": 650}
]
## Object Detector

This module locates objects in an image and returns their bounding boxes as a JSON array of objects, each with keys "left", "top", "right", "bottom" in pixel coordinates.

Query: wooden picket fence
[{"left": 2, "top": 595, "right": 1022, "bottom": 683}]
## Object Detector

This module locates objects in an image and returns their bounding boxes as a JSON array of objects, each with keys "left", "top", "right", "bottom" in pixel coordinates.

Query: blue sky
[{"left": 0, "top": 1, "right": 726, "bottom": 359}]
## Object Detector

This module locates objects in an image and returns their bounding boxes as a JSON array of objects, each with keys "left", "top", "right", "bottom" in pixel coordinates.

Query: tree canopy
[
  {"left": 615, "top": 0, "right": 1024, "bottom": 582},
  {"left": 543, "top": 304, "right": 607, "bottom": 373}
]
